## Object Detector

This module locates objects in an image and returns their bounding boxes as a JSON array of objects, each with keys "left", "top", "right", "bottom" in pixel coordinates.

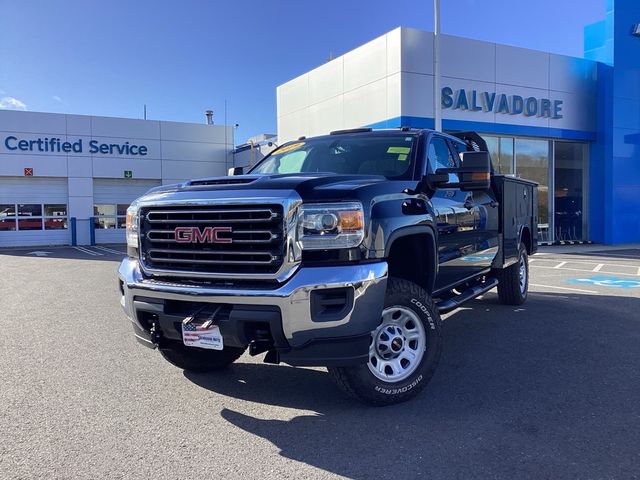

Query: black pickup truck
[{"left": 118, "top": 128, "right": 537, "bottom": 406}]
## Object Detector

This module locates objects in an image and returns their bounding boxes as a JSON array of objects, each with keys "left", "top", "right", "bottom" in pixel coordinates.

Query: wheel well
[
  {"left": 386, "top": 233, "right": 436, "bottom": 293},
  {"left": 521, "top": 226, "right": 532, "bottom": 254}
]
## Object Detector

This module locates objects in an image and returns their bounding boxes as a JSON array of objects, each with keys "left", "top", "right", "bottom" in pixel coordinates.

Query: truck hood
[{"left": 140, "top": 173, "right": 390, "bottom": 203}]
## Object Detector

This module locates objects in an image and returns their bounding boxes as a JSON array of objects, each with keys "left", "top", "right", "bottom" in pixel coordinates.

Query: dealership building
[
  {"left": 277, "top": 0, "right": 640, "bottom": 245},
  {"left": 0, "top": 110, "right": 232, "bottom": 246}
]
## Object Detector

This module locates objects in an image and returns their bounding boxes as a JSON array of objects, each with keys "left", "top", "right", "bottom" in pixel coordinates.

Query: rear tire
[
  {"left": 159, "top": 342, "right": 246, "bottom": 373},
  {"left": 497, "top": 244, "right": 529, "bottom": 305},
  {"left": 328, "top": 277, "right": 443, "bottom": 406}
]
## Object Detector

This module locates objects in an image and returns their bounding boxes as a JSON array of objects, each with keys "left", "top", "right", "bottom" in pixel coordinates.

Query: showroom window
[
  {"left": 94, "top": 204, "right": 129, "bottom": 229},
  {"left": 0, "top": 203, "right": 68, "bottom": 231},
  {"left": 477, "top": 134, "right": 588, "bottom": 243}
]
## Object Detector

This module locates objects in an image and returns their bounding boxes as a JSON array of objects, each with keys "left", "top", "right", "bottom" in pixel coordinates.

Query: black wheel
[
  {"left": 328, "top": 277, "right": 443, "bottom": 406},
  {"left": 497, "top": 244, "right": 529, "bottom": 305},
  {"left": 159, "top": 341, "right": 246, "bottom": 373}
]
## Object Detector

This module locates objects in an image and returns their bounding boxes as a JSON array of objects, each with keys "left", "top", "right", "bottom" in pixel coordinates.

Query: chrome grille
[{"left": 139, "top": 204, "right": 284, "bottom": 277}]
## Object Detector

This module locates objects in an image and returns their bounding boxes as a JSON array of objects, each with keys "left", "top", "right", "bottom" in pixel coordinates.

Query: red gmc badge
[{"left": 174, "top": 226, "right": 232, "bottom": 244}]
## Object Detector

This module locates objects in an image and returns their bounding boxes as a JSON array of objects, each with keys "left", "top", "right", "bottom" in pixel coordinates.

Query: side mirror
[
  {"left": 228, "top": 166, "right": 244, "bottom": 176},
  {"left": 426, "top": 151, "right": 491, "bottom": 191}
]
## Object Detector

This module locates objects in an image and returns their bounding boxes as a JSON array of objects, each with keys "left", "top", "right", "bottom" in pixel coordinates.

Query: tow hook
[{"left": 149, "top": 321, "right": 162, "bottom": 345}]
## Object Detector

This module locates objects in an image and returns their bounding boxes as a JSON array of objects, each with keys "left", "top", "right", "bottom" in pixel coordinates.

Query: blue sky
[{"left": 0, "top": 0, "right": 604, "bottom": 143}]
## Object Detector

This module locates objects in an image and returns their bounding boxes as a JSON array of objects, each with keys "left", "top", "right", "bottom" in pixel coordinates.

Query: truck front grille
[{"left": 139, "top": 204, "right": 285, "bottom": 277}]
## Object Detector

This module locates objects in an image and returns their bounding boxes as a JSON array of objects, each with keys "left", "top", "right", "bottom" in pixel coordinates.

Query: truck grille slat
[{"left": 140, "top": 204, "right": 285, "bottom": 277}]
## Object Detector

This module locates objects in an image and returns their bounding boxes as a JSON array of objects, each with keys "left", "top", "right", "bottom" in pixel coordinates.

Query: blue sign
[
  {"left": 564, "top": 276, "right": 640, "bottom": 289},
  {"left": 441, "top": 87, "right": 563, "bottom": 119},
  {"left": 3, "top": 136, "right": 148, "bottom": 156}
]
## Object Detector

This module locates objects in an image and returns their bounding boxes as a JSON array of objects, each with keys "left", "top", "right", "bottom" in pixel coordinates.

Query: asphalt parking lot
[{"left": 1, "top": 245, "right": 639, "bottom": 479}]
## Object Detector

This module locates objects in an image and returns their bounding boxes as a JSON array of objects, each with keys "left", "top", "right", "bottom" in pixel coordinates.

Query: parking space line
[
  {"left": 73, "top": 246, "right": 103, "bottom": 256},
  {"left": 530, "top": 265, "right": 640, "bottom": 277},
  {"left": 593, "top": 263, "right": 604, "bottom": 272},
  {"left": 94, "top": 246, "right": 125, "bottom": 255},
  {"left": 554, "top": 261, "right": 567, "bottom": 269},
  {"left": 530, "top": 283, "right": 599, "bottom": 294},
  {"left": 542, "top": 258, "right": 640, "bottom": 268}
]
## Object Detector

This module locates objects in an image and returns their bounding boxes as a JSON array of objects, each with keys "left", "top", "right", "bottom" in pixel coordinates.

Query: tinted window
[
  {"left": 427, "top": 137, "right": 457, "bottom": 171},
  {"left": 251, "top": 134, "right": 417, "bottom": 180}
]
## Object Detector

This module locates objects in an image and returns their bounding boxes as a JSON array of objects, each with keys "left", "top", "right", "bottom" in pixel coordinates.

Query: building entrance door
[{"left": 554, "top": 142, "right": 588, "bottom": 241}]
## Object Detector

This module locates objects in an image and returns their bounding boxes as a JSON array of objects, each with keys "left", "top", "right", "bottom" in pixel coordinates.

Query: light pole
[{"left": 433, "top": 0, "right": 442, "bottom": 132}]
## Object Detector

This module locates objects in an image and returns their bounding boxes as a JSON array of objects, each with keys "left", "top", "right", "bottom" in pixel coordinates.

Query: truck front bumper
[{"left": 118, "top": 258, "right": 388, "bottom": 367}]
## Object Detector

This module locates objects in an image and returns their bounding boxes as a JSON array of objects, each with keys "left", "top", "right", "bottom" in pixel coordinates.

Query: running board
[{"left": 436, "top": 277, "right": 499, "bottom": 314}]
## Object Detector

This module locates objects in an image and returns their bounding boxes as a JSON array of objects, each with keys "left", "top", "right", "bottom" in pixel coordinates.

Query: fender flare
[{"left": 384, "top": 225, "right": 438, "bottom": 293}]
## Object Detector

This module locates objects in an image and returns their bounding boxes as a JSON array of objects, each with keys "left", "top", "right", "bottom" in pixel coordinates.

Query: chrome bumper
[{"left": 118, "top": 258, "right": 388, "bottom": 348}]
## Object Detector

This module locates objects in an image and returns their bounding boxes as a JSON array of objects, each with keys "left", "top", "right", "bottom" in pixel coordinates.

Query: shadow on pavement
[{"left": 185, "top": 291, "right": 640, "bottom": 479}]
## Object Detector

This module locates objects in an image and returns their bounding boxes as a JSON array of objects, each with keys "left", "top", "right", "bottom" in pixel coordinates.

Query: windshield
[{"left": 249, "top": 134, "right": 417, "bottom": 180}]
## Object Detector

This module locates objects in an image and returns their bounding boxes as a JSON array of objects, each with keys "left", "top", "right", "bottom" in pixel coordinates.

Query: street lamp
[{"left": 434, "top": 0, "right": 442, "bottom": 132}]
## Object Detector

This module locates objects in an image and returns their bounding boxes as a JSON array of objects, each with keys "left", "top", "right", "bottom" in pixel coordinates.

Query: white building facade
[{"left": 0, "top": 111, "right": 232, "bottom": 246}]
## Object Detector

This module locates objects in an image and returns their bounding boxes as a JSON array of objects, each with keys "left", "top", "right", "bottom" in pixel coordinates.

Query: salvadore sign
[
  {"left": 3, "top": 136, "right": 148, "bottom": 156},
  {"left": 442, "top": 87, "right": 563, "bottom": 119}
]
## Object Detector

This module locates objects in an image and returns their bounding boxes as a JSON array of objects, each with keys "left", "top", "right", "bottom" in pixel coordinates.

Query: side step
[{"left": 436, "top": 277, "right": 499, "bottom": 314}]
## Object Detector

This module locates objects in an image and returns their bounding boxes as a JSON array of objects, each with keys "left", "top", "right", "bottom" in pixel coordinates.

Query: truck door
[
  {"left": 427, "top": 135, "right": 480, "bottom": 291},
  {"left": 449, "top": 139, "right": 500, "bottom": 272}
]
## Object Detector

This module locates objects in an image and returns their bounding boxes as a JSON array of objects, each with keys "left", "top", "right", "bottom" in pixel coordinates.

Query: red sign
[
  {"left": 24, "top": 167, "right": 33, "bottom": 176},
  {"left": 174, "top": 226, "right": 233, "bottom": 244}
]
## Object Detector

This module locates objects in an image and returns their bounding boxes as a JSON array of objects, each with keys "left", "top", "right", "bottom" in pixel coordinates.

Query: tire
[
  {"left": 497, "top": 243, "right": 529, "bottom": 305},
  {"left": 159, "top": 341, "right": 246, "bottom": 373},
  {"left": 328, "top": 277, "right": 443, "bottom": 406}
]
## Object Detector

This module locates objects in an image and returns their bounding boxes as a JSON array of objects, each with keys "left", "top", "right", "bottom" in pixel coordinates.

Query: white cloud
[
  {"left": 0, "top": 96, "right": 27, "bottom": 111},
  {"left": 52, "top": 95, "right": 62, "bottom": 103}
]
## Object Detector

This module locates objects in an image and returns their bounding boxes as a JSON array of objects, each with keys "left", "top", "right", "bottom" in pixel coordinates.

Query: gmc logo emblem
[{"left": 174, "top": 226, "right": 232, "bottom": 244}]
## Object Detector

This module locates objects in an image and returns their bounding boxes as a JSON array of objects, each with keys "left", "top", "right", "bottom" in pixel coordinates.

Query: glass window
[
  {"left": 428, "top": 137, "right": 457, "bottom": 170},
  {"left": 116, "top": 204, "right": 129, "bottom": 216},
  {"left": 0, "top": 204, "right": 16, "bottom": 217},
  {"left": 17, "top": 204, "right": 42, "bottom": 217},
  {"left": 45, "top": 218, "right": 68, "bottom": 230},
  {"left": 18, "top": 218, "right": 43, "bottom": 230},
  {"left": 0, "top": 218, "right": 17, "bottom": 231},
  {"left": 94, "top": 217, "right": 116, "bottom": 229},
  {"left": 516, "top": 139, "right": 550, "bottom": 225},
  {"left": 554, "top": 142, "right": 587, "bottom": 241},
  {"left": 498, "top": 138, "right": 514, "bottom": 174},
  {"left": 44, "top": 204, "right": 67, "bottom": 216},
  {"left": 94, "top": 204, "right": 116, "bottom": 216},
  {"left": 482, "top": 135, "right": 499, "bottom": 169}
]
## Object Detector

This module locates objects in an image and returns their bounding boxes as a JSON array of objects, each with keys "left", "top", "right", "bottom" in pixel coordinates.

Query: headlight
[
  {"left": 125, "top": 203, "right": 140, "bottom": 249},
  {"left": 297, "top": 202, "right": 364, "bottom": 250}
]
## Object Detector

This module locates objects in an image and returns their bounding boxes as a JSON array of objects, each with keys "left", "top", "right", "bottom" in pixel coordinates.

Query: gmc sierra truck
[{"left": 118, "top": 128, "right": 538, "bottom": 406}]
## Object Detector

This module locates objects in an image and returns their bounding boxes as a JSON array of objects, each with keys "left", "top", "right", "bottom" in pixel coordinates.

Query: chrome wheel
[
  {"left": 368, "top": 306, "right": 427, "bottom": 383},
  {"left": 519, "top": 255, "right": 527, "bottom": 294}
]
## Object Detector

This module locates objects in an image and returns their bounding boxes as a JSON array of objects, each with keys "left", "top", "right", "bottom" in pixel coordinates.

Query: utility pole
[{"left": 433, "top": 0, "right": 442, "bottom": 132}]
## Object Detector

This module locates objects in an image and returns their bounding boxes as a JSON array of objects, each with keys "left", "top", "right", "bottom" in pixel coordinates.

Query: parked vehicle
[{"left": 118, "top": 128, "right": 538, "bottom": 405}]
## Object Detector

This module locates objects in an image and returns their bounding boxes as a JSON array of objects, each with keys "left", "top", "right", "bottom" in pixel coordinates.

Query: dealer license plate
[{"left": 182, "top": 322, "right": 224, "bottom": 350}]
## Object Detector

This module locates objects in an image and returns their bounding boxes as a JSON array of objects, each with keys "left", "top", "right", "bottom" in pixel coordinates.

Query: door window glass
[{"left": 428, "top": 137, "right": 457, "bottom": 171}]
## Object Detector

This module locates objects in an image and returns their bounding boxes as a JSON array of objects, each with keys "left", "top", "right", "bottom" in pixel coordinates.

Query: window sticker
[
  {"left": 398, "top": 154, "right": 408, "bottom": 161},
  {"left": 387, "top": 146, "right": 411, "bottom": 154},
  {"left": 276, "top": 142, "right": 305, "bottom": 155}
]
